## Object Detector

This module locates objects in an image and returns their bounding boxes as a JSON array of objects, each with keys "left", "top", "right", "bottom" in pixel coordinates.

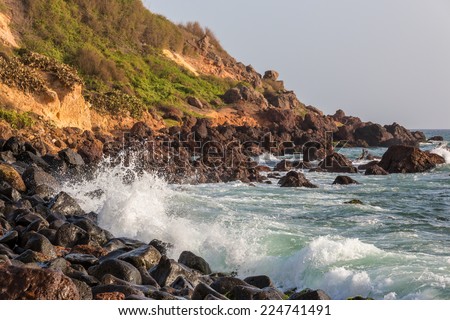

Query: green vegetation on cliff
[
  {"left": 3, "top": 0, "right": 234, "bottom": 117},
  {"left": 0, "top": 108, "right": 34, "bottom": 129}
]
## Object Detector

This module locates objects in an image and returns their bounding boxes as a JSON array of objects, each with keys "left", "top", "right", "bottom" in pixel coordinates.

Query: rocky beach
[{"left": 1, "top": 0, "right": 450, "bottom": 300}]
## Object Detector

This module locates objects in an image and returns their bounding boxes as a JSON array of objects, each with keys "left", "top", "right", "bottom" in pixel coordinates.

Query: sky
[{"left": 144, "top": 0, "right": 450, "bottom": 129}]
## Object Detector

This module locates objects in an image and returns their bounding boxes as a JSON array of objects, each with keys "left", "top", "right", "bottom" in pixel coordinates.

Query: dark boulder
[
  {"left": 22, "top": 167, "right": 59, "bottom": 192},
  {"left": 118, "top": 245, "right": 162, "bottom": 269},
  {"left": 88, "top": 259, "right": 142, "bottom": 285},
  {"left": 0, "top": 163, "right": 26, "bottom": 192},
  {"left": 318, "top": 153, "right": 358, "bottom": 173},
  {"left": 384, "top": 123, "right": 419, "bottom": 146},
  {"left": 210, "top": 277, "right": 248, "bottom": 295},
  {"left": 378, "top": 145, "right": 445, "bottom": 173},
  {"left": 65, "top": 253, "right": 99, "bottom": 268},
  {"left": 278, "top": 171, "right": 318, "bottom": 188},
  {"left": 78, "top": 139, "right": 104, "bottom": 164},
  {"left": 228, "top": 285, "right": 284, "bottom": 300},
  {"left": 178, "top": 251, "right": 212, "bottom": 275},
  {"left": 192, "top": 282, "right": 228, "bottom": 300},
  {"left": 365, "top": 164, "right": 389, "bottom": 176},
  {"left": 274, "top": 160, "right": 293, "bottom": 172},
  {"left": 428, "top": 136, "right": 444, "bottom": 142},
  {"left": 187, "top": 97, "right": 204, "bottom": 109},
  {"left": 332, "top": 176, "right": 359, "bottom": 185},
  {"left": 54, "top": 223, "right": 89, "bottom": 247},
  {"left": 263, "top": 70, "right": 280, "bottom": 81},
  {"left": 0, "top": 265, "right": 80, "bottom": 299},
  {"left": 244, "top": 275, "right": 274, "bottom": 289},
  {"left": 58, "top": 149, "right": 85, "bottom": 167},
  {"left": 50, "top": 192, "right": 85, "bottom": 216},
  {"left": 24, "top": 233, "right": 57, "bottom": 259},
  {"left": 289, "top": 288, "right": 331, "bottom": 300},
  {"left": 150, "top": 255, "right": 201, "bottom": 288},
  {"left": 354, "top": 123, "right": 393, "bottom": 147},
  {"left": 92, "top": 285, "right": 144, "bottom": 299}
]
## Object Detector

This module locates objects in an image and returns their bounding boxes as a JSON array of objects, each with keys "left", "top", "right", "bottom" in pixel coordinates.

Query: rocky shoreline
[{"left": 0, "top": 122, "right": 446, "bottom": 300}]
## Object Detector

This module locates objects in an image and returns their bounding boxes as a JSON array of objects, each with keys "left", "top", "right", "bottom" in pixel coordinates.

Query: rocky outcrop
[
  {"left": 278, "top": 171, "right": 318, "bottom": 188},
  {"left": 378, "top": 145, "right": 445, "bottom": 173},
  {"left": 332, "top": 176, "right": 359, "bottom": 185},
  {"left": 318, "top": 153, "right": 358, "bottom": 173}
]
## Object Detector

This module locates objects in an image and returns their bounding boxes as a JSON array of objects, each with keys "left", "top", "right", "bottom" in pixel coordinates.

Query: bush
[{"left": 0, "top": 108, "right": 34, "bottom": 129}]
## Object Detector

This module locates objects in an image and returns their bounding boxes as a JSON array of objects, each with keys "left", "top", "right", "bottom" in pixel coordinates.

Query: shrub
[{"left": 0, "top": 108, "right": 34, "bottom": 129}]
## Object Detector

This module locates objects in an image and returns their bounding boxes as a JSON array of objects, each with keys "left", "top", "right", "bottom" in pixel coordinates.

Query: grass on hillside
[
  {"left": 12, "top": 0, "right": 235, "bottom": 118},
  {"left": 0, "top": 108, "right": 34, "bottom": 129}
]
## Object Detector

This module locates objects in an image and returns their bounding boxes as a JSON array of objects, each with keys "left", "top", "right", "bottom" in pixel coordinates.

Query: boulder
[
  {"left": 223, "top": 85, "right": 267, "bottom": 106},
  {"left": 88, "top": 259, "right": 142, "bottom": 285},
  {"left": 0, "top": 265, "right": 80, "bottom": 299},
  {"left": 365, "top": 164, "right": 389, "bottom": 176},
  {"left": 54, "top": 223, "right": 89, "bottom": 247},
  {"left": 178, "top": 251, "right": 212, "bottom": 275},
  {"left": 263, "top": 70, "right": 279, "bottom": 81},
  {"left": 428, "top": 136, "right": 444, "bottom": 142},
  {"left": 274, "top": 160, "right": 293, "bottom": 172},
  {"left": 58, "top": 149, "right": 85, "bottom": 167},
  {"left": 78, "top": 139, "right": 104, "bottom": 164},
  {"left": 24, "top": 233, "right": 57, "bottom": 259},
  {"left": 244, "top": 275, "right": 274, "bottom": 289},
  {"left": 210, "top": 277, "right": 249, "bottom": 295},
  {"left": 192, "top": 282, "right": 228, "bottom": 300},
  {"left": 318, "top": 153, "right": 358, "bottom": 173},
  {"left": 187, "top": 97, "right": 204, "bottom": 109},
  {"left": 0, "top": 163, "right": 26, "bottom": 192},
  {"left": 354, "top": 123, "right": 393, "bottom": 147},
  {"left": 289, "top": 288, "right": 331, "bottom": 300},
  {"left": 129, "top": 122, "right": 153, "bottom": 139},
  {"left": 228, "top": 285, "right": 284, "bottom": 300},
  {"left": 384, "top": 123, "right": 419, "bottom": 146},
  {"left": 332, "top": 176, "right": 359, "bottom": 185},
  {"left": 150, "top": 256, "right": 201, "bottom": 287},
  {"left": 118, "top": 245, "right": 162, "bottom": 269},
  {"left": 50, "top": 192, "right": 85, "bottom": 216},
  {"left": 278, "top": 171, "right": 318, "bottom": 188},
  {"left": 22, "top": 167, "right": 59, "bottom": 192},
  {"left": 378, "top": 145, "right": 445, "bottom": 173}
]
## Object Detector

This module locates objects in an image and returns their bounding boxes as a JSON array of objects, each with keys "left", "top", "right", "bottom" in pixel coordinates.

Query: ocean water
[{"left": 64, "top": 130, "right": 450, "bottom": 300}]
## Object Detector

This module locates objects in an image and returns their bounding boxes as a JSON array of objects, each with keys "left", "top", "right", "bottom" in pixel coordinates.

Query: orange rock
[{"left": 95, "top": 292, "right": 125, "bottom": 300}]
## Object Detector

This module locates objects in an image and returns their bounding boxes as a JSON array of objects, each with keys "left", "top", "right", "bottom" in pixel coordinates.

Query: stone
[
  {"left": 228, "top": 285, "right": 284, "bottom": 300},
  {"left": 289, "top": 288, "right": 331, "bottom": 300},
  {"left": 378, "top": 145, "right": 445, "bottom": 173},
  {"left": 278, "top": 171, "right": 318, "bottom": 188},
  {"left": 210, "top": 277, "right": 249, "bottom": 295},
  {"left": 151, "top": 256, "right": 201, "bottom": 288},
  {"left": 178, "top": 251, "right": 212, "bottom": 275},
  {"left": 263, "top": 70, "right": 279, "bottom": 81},
  {"left": 318, "top": 152, "right": 358, "bottom": 173},
  {"left": 354, "top": 123, "right": 393, "bottom": 147},
  {"left": 65, "top": 253, "right": 99, "bottom": 268},
  {"left": 58, "top": 148, "right": 85, "bottom": 167},
  {"left": 88, "top": 259, "right": 142, "bottom": 285},
  {"left": 332, "top": 176, "right": 359, "bottom": 185},
  {"left": 428, "top": 136, "right": 444, "bottom": 142},
  {"left": 192, "top": 282, "right": 228, "bottom": 300},
  {"left": 78, "top": 139, "right": 104, "bottom": 164},
  {"left": 365, "top": 164, "right": 389, "bottom": 176},
  {"left": 22, "top": 167, "right": 59, "bottom": 192},
  {"left": 129, "top": 122, "right": 153, "bottom": 139},
  {"left": 92, "top": 285, "right": 143, "bottom": 299},
  {"left": 0, "top": 163, "right": 26, "bottom": 192},
  {"left": 0, "top": 230, "right": 18, "bottom": 247},
  {"left": 187, "top": 96, "right": 204, "bottom": 109},
  {"left": 274, "top": 160, "right": 293, "bottom": 172},
  {"left": 72, "top": 278, "right": 93, "bottom": 300},
  {"left": 54, "top": 223, "right": 89, "bottom": 247},
  {"left": 50, "top": 192, "right": 85, "bottom": 216},
  {"left": 244, "top": 275, "right": 274, "bottom": 289},
  {"left": 149, "top": 239, "right": 173, "bottom": 256},
  {"left": 118, "top": 245, "right": 161, "bottom": 269},
  {"left": 24, "top": 233, "right": 57, "bottom": 259},
  {"left": 0, "top": 265, "right": 80, "bottom": 299}
]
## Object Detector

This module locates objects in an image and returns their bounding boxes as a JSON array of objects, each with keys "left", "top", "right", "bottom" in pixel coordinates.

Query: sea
[{"left": 64, "top": 129, "right": 450, "bottom": 300}]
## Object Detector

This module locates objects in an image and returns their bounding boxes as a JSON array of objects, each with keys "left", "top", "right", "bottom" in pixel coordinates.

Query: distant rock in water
[
  {"left": 428, "top": 136, "right": 444, "bottom": 142},
  {"left": 365, "top": 164, "right": 389, "bottom": 176},
  {"left": 379, "top": 145, "right": 445, "bottom": 173},
  {"left": 332, "top": 176, "right": 359, "bottom": 185},
  {"left": 318, "top": 153, "right": 358, "bottom": 173},
  {"left": 278, "top": 171, "right": 318, "bottom": 188},
  {"left": 345, "top": 199, "right": 364, "bottom": 205}
]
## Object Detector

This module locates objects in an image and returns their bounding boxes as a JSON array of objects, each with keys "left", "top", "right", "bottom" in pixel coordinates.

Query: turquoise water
[{"left": 65, "top": 130, "right": 450, "bottom": 300}]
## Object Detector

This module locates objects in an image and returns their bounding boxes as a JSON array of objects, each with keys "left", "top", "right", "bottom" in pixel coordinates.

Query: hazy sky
[{"left": 144, "top": 0, "right": 450, "bottom": 129}]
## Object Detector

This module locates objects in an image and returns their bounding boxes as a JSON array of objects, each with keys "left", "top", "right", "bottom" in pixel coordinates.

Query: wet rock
[
  {"left": 24, "top": 233, "right": 57, "bottom": 258},
  {"left": 178, "top": 251, "right": 212, "bottom": 275},
  {"left": 119, "top": 245, "right": 161, "bottom": 269},
  {"left": 71, "top": 244, "right": 108, "bottom": 258},
  {"left": 16, "top": 152, "right": 49, "bottom": 170},
  {"left": 274, "top": 160, "right": 293, "bottom": 172},
  {"left": 58, "top": 149, "right": 85, "bottom": 167},
  {"left": 54, "top": 223, "right": 89, "bottom": 247},
  {"left": 365, "top": 164, "right": 389, "bottom": 176},
  {"left": 50, "top": 192, "right": 85, "bottom": 216},
  {"left": 170, "top": 275, "right": 194, "bottom": 290},
  {"left": 332, "top": 176, "right": 359, "bottom": 185},
  {"left": 289, "top": 288, "right": 331, "bottom": 300},
  {"left": 0, "top": 163, "right": 26, "bottom": 192},
  {"left": 138, "top": 266, "right": 160, "bottom": 287},
  {"left": 378, "top": 145, "right": 445, "bottom": 173},
  {"left": 428, "top": 136, "right": 444, "bottom": 142},
  {"left": 0, "top": 265, "right": 80, "bottom": 299},
  {"left": 0, "top": 230, "right": 18, "bottom": 247},
  {"left": 149, "top": 239, "right": 173, "bottom": 256},
  {"left": 88, "top": 259, "right": 142, "bottom": 285},
  {"left": 15, "top": 249, "right": 51, "bottom": 263},
  {"left": 318, "top": 152, "right": 358, "bottom": 173},
  {"left": 192, "top": 282, "right": 228, "bottom": 300},
  {"left": 22, "top": 167, "right": 59, "bottom": 192},
  {"left": 278, "top": 171, "right": 318, "bottom": 188},
  {"left": 151, "top": 255, "right": 201, "bottom": 287},
  {"left": 78, "top": 139, "right": 104, "bottom": 164},
  {"left": 210, "top": 277, "right": 249, "bottom": 295},
  {"left": 244, "top": 275, "right": 274, "bottom": 289},
  {"left": 65, "top": 253, "right": 99, "bottom": 268},
  {"left": 345, "top": 199, "right": 364, "bottom": 205},
  {"left": 228, "top": 285, "right": 284, "bottom": 300},
  {"left": 3, "top": 137, "right": 24, "bottom": 155},
  {"left": 72, "top": 218, "right": 112, "bottom": 246},
  {"left": 72, "top": 278, "right": 93, "bottom": 300}
]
